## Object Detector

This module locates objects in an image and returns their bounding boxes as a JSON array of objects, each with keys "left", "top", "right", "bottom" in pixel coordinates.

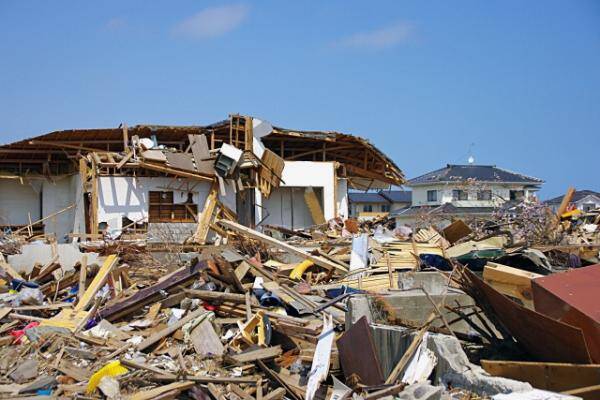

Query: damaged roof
[
  {"left": 0, "top": 115, "right": 404, "bottom": 186},
  {"left": 408, "top": 164, "right": 543, "bottom": 186}
]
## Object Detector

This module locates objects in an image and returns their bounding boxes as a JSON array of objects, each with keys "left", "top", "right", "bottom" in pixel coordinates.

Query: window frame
[
  {"left": 148, "top": 191, "right": 197, "bottom": 223},
  {"left": 452, "top": 189, "right": 468, "bottom": 201},
  {"left": 427, "top": 190, "right": 438, "bottom": 202}
]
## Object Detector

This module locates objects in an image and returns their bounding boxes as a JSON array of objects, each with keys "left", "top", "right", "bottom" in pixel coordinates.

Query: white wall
[
  {"left": 98, "top": 176, "right": 235, "bottom": 237},
  {"left": 257, "top": 161, "right": 340, "bottom": 228},
  {"left": 42, "top": 175, "right": 78, "bottom": 242},
  {"left": 0, "top": 179, "right": 41, "bottom": 226},
  {"left": 411, "top": 183, "right": 537, "bottom": 207},
  {"left": 262, "top": 187, "right": 317, "bottom": 229}
]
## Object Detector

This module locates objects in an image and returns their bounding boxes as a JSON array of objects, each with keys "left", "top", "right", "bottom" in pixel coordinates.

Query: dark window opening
[
  {"left": 427, "top": 190, "right": 438, "bottom": 202},
  {"left": 149, "top": 191, "right": 197, "bottom": 223},
  {"left": 510, "top": 190, "right": 525, "bottom": 201},
  {"left": 452, "top": 190, "right": 468, "bottom": 201}
]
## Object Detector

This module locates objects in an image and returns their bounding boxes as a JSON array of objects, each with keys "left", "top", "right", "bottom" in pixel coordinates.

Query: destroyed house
[{"left": 0, "top": 115, "right": 404, "bottom": 243}]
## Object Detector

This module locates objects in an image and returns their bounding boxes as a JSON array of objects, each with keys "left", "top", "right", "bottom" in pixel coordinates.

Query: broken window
[
  {"left": 148, "top": 191, "right": 197, "bottom": 223},
  {"left": 510, "top": 190, "right": 525, "bottom": 201},
  {"left": 427, "top": 190, "right": 437, "bottom": 202},
  {"left": 363, "top": 204, "right": 373, "bottom": 212},
  {"left": 477, "top": 190, "right": 492, "bottom": 201},
  {"left": 452, "top": 190, "right": 468, "bottom": 201}
]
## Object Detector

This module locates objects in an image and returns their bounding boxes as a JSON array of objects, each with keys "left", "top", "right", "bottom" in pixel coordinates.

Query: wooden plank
[
  {"left": 562, "top": 384, "right": 600, "bottom": 400},
  {"left": 75, "top": 254, "right": 118, "bottom": 312},
  {"left": 481, "top": 360, "right": 600, "bottom": 393},
  {"left": 138, "top": 307, "right": 208, "bottom": 352},
  {"left": 556, "top": 187, "right": 576, "bottom": 217},
  {"left": 13, "top": 203, "right": 75, "bottom": 235},
  {"left": 99, "top": 262, "right": 205, "bottom": 321},
  {"left": 116, "top": 150, "right": 134, "bottom": 169},
  {"left": 192, "top": 181, "right": 218, "bottom": 244},
  {"left": 442, "top": 219, "right": 472, "bottom": 244},
  {"left": 229, "top": 345, "right": 282, "bottom": 364},
  {"left": 190, "top": 318, "right": 224, "bottom": 357},
  {"left": 139, "top": 161, "right": 213, "bottom": 181},
  {"left": 483, "top": 262, "right": 541, "bottom": 308},
  {"left": 303, "top": 187, "right": 326, "bottom": 225},
  {"left": 126, "top": 381, "right": 195, "bottom": 400},
  {"left": 218, "top": 219, "right": 345, "bottom": 272}
]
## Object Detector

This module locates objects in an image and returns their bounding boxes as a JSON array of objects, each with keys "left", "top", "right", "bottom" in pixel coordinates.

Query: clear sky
[{"left": 1, "top": 1, "right": 599, "bottom": 198}]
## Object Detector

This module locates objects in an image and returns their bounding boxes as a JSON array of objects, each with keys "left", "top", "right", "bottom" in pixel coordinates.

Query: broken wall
[
  {"left": 97, "top": 176, "right": 235, "bottom": 237},
  {"left": 257, "top": 161, "right": 346, "bottom": 228}
]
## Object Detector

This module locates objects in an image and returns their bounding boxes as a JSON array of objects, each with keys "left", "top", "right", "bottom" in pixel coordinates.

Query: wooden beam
[
  {"left": 481, "top": 360, "right": 600, "bottom": 393},
  {"left": 138, "top": 161, "right": 213, "bottom": 182},
  {"left": 556, "top": 187, "right": 576, "bottom": 217},
  {"left": 75, "top": 254, "right": 118, "bottom": 312},
  {"left": 217, "top": 219, "right": 346, "bottom": 272},
  {"left": 137, "top": 307, "right": 208, "bottom": 352}
]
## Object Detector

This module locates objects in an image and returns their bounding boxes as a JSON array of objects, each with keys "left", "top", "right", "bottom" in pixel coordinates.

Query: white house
[
  {"left": 545, "top": 190, "right": 600, "bottom": 213},
  {"left": 393, "top": 164, "right": 543, "bottom": 227}
]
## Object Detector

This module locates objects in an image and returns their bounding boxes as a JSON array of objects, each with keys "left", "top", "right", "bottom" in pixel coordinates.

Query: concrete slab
[{"left": 7, "top": 242, "right": 100, "bottom": 273}]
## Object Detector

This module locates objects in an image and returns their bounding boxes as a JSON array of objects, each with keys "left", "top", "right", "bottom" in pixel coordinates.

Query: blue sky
[{"left": 1, "top": 1, "right": 599, "bottom": 198}]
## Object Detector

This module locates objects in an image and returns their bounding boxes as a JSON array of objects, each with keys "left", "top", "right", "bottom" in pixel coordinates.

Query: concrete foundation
[{"left": 346, "top": 272, "right": 477, "bottom": 336}]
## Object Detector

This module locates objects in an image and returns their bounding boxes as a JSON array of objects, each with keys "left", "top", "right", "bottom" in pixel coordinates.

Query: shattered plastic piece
[{"left": 86, "top": 361, "right": 128, "bottom": 394}]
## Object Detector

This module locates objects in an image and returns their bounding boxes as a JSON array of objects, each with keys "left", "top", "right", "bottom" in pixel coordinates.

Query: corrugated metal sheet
[
  {"left": 461, "top": 268, "right": 592, "bottom": 364},
  {"left": 532, "top": 264, "right": 600, "bottom": 363}
]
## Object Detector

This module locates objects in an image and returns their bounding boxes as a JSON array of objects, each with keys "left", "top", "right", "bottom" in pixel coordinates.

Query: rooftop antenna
[{"left": 467, "top": 143, "right": 475, "bottom": 164}]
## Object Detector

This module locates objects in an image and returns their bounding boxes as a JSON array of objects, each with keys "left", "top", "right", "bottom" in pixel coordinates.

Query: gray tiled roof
[
  {"left": 544, "top": 190, "right": 600, "bottom": 204},
  {"left": 391, "top": 203, "right": 495, "bottom": 217},
  {"left": 348, "top": 190, "right": 412, "bottom": 204},
  {"left": 408, "top": 164, "right": 543, "bottom": 185}
]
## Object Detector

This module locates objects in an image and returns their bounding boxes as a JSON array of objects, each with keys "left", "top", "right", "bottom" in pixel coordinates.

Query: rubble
[{"left": 0, "top": 116, "right": 598, "bottom": 399}]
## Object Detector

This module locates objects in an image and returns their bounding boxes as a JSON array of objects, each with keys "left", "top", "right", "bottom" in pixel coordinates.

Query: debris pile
[
  {"left": 0, "top": 116, "right": 598, "bottom": 399},
  {"left": 0, "top": 201, "right": 598, "bottom": 399}
]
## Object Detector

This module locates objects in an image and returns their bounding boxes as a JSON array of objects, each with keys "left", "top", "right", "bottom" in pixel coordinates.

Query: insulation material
[{"left": 401, "top": 332, "right": 437, "bottom": 384}]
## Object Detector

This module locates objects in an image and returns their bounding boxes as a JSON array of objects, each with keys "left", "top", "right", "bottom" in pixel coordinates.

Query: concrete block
[
  {"left": 396, "top": 381, "right": 443, "bottom": 400},
  {"left": 369, "top": 324, "right": 532, "bottom": 397}
]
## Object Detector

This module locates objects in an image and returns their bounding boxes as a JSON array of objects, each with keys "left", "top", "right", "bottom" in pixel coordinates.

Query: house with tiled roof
[
  {"left": 393, "top": 164, "right": 543, "bottom": 226},
  {"left": 348, "top": 190, "right": 411, "bottom": 219},
  {"left": 545, "top": 190, "right": 600, "bottom": 213}
]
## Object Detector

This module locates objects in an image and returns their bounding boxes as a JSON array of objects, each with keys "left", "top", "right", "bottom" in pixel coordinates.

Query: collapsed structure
[
  {"left": 0, "top": 115, "right": 403, "bottom": 243},
  {"left": 0, "top": 115, "right": 598, "bottom": 400}
]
